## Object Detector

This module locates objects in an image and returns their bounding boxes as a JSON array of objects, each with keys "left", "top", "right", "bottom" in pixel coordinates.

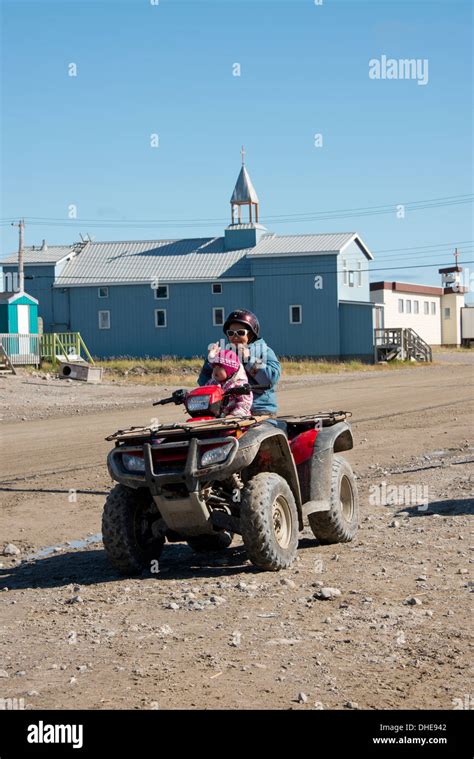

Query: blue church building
[{"left": 1, "top": 162, "right": 375, "bottom": 360}]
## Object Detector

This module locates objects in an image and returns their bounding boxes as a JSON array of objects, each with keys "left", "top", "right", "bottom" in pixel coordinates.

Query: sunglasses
[{"left": 226, "top": 329, "right": 249, "bottom": 337}]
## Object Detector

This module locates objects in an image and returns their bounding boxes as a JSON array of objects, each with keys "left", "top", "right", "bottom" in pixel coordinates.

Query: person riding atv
[
  {"left": 198, "top": 309, "right": 281, "bottom": 415},
  {"left": 102, "top": 376, "right": 359, "bottom": 574}
]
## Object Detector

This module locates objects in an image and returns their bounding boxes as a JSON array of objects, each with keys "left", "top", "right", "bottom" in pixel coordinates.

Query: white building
[{"left": 370, "top": 266, "right": 467, "bottom": 346}]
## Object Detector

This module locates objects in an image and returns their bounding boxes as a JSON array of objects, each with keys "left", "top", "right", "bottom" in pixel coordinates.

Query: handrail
[
  {"left": 40, "top": 332, "right": 94, "bottom": 367},
  {"left": 375, "top": 327, "right": 432, "bottom": 362}
]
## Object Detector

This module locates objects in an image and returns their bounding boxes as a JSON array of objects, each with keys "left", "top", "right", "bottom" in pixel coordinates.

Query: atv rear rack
[{"left": 279, "top": 411, "right": 351, "bottom": 427}]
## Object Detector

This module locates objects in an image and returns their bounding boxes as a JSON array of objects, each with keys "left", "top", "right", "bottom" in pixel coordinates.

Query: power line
[{"left": 1, "top": 194, "right": 472, "bottom": 229}]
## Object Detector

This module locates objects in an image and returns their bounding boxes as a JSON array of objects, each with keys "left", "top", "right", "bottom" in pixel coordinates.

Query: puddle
[{"left": 25, "top": 533, "right": 102, "bottom": 562}]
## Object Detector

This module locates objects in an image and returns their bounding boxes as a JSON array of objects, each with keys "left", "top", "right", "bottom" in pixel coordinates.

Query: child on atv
[{"left": 206, "top": 348, "right": 253, "bottom": 417}]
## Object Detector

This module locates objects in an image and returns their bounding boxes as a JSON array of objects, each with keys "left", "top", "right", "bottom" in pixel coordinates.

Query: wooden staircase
[
  {"left": 0, "top": 342, "right": 16, "bottom": 375},
  {"left": 374, "top": 328, "right": 432, "bottom": 363}
]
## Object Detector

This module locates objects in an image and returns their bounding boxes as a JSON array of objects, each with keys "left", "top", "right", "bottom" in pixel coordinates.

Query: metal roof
[
  {"left": 1, "top": 245, "right": 76, "bottom": 265},
  {"left": 247, "top": 232, "right": 371, "bottom": 257},
  {"left": 230, "top": 166, "right": 259, "bottom": 204},
  {"left": 11, "top": 232, "right": 373, "bottom": 287},
  {"left": 54, "top": 238, "right": 254, "bottom": 286}
]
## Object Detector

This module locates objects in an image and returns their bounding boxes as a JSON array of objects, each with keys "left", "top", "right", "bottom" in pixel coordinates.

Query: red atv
[{"left": 102, "top": 383, "right": 359, "bottom": 573}]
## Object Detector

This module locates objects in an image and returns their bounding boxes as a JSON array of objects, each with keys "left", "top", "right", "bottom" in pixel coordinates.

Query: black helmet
[{"left": 223, "top": 309, "right": 260, "bottom": 341}]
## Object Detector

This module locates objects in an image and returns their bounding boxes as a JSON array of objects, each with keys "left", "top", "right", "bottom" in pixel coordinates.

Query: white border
[
  {"left": 289, "top": 304, "right": 302, "bottom": 324},
  {"left": 155, "top": 308, "right": 167, "bottom": 328},
  {"left": 98, "top": 310, "right": 110, "bottom": 329}
]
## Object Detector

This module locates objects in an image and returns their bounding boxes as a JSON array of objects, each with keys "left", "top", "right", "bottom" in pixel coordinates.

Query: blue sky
[{"left": 1, "top": 0, "right": 473, "bottom": 293}]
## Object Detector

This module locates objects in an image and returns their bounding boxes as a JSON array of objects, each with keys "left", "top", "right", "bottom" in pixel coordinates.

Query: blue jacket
[{"left": 197, "top": 338, "right": 281, "bottom": 414}]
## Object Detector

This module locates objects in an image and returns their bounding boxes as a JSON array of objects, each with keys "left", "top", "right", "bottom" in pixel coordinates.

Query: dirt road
[{"left": 0, "top": 360, "right": 472, "bottom": 710}]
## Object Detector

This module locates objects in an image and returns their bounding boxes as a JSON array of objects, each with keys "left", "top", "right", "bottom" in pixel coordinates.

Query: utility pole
[{"left": 11, "top": 219, "right": 25, "bottom": 292}]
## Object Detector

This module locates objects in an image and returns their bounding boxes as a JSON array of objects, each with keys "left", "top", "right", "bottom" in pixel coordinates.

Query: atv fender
[
  {"left": 240, "top": 424, "right": 304, "bottom": 530},
  {"left": 302, "top": 421, "right": 354, "bottom": 518}
]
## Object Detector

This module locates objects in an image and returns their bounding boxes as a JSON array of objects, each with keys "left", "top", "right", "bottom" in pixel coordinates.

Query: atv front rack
[{"left": 105, "top": 414, "right": 272, "bottom": 443}]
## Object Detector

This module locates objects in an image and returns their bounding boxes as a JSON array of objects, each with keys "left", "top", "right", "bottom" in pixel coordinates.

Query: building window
[
  {"left": 155, "top": 309, "right": 167, "bottom": 328},
  {"left": 290, "top": 305, "right": 302, "bottom": 324},
  {"left": 212, "top": 283, "right": 222, "bottom": 294},
  {"left": 342, "top": 260, "right": 348, "bottom": 286},
  {"left": 357, "top": 262, "right": 362, "bottom": 287},
  {"left": 406, "top": 300, "right": 412, "bottom": 314},
  {"left": 98, "top": 310, "right": 110, "bottom": 330},
  {"left": 431, "top": 302, "right": 436, "bottom": 315},
  {"left": 444, "top": 307, "right": 451, "bottom": 319},
  {"left": 424, "top": 301, "right": 429, "bottom": 315},
  {"left": 98, "top": 286, "right": 109, "bottom": 298},
  {"left": 398, "top": 299, "right": 404, "bottom": 314},
  {"left": 348, "top": 270, "right": 354, "bottom": 287},
  {"left": 154, "top": 285, "right": 169, "bottom": 300},
  {"left": 213, "top": 307, "right": 224, "bottom": 326},
  {"left": 413, "top": 300, "right": 419, "bottom": 314}
]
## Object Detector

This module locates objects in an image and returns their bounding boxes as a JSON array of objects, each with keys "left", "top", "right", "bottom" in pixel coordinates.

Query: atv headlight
[
  {"left": 186, "top": 394, "right": 211, "bottom": 412},
  {"left": 122, "top": 454, "right": 145, "bottom": 472},
  {"left": 200, "top": 443, "right": 234, "bottom": 467}
]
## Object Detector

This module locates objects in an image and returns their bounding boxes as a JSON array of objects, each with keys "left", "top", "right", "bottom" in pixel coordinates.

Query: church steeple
[{"left": 230, "top": 146, "right": 260, "bottom": 224}]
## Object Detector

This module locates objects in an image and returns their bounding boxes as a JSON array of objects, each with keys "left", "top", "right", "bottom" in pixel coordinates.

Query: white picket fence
[{"left": 0, "top": 334, "right": 41, "bottom": 366}]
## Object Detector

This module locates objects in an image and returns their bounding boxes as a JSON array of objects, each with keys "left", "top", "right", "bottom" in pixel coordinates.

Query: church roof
[{"left": 230, "top": 165, "right": 259, "bottom": 204}]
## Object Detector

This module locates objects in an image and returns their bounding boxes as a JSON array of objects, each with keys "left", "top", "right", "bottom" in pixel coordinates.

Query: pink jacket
[{"left": 206, "top": 364, "right": 253, "bottom": 417}]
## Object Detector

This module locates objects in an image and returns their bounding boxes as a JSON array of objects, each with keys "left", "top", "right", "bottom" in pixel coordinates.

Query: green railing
[{"left": 40, "top": 332, "right": 94, "bottom": 368}]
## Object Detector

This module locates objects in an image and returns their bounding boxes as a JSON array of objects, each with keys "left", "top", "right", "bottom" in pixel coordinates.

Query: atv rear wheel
[
  {"left": 186, "top": 531, "right": 233, "bottom": 553},
  {"left": 240, "top": 472, "right": 299, "bottom": 571},
  {"left": 308, "top": 455, "right": 358, "bottom": 544},
  {"left": 102, "top": 484, "right": 164, "bottom": 574}
]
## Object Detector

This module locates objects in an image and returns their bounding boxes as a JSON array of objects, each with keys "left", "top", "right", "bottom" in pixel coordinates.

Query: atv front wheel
[
  {"left": 308, "top": 455, "right": 358, "bottom": 544},
  {"left": 186, "top": 531, "right": 233, "bottom": 553},
  {"left": 240, "top": 472, "right": 299, "bottom": 571},
  {"left": 102, "top": 484, "right": 164, "bottom": 574}
]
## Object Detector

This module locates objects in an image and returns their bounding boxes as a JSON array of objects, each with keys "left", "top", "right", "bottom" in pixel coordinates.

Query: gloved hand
[{"left": 208, "top": 343, "right": 220, "bottom": 362}]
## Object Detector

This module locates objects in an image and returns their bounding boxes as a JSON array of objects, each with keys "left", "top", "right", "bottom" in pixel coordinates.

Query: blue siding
[
  {"left": 339, "top": 302, "right": 374, "bottom": 358},
  {"left": 68, "top": 281, "right": 254, "bottom": 358},
  {"left": 10, "top": 248, "right": 375, "bottom": 360},
  {"left": 224, "top": 226, "right": 266, "bottom": 251},
  {"left": 0, "top": 305, "right": 8, "bottom": 332},
  {"left": 251, "top": 254, "right": 339, "bottom": 356}
]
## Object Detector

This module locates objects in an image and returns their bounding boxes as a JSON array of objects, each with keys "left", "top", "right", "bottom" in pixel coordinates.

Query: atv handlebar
[
  {"left": 153, "top": 389, "right": 187, "bottom": 406},
  {"left": 152, "top": 384, "right": 270, "bottom": 406}
]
